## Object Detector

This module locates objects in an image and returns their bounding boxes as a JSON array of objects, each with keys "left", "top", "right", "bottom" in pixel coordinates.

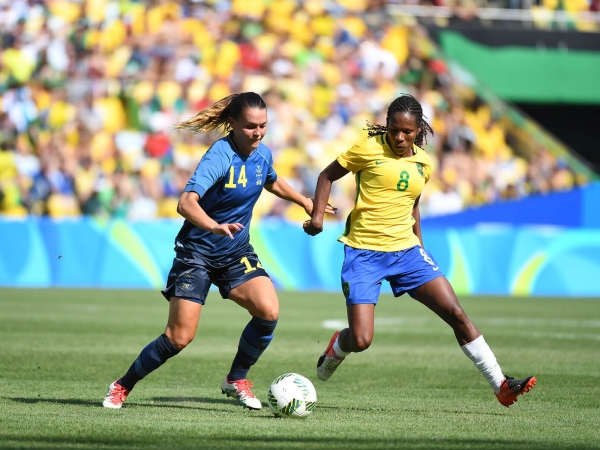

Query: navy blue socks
[
  {"left": 228, "top": 317, "right": 277, "bottom": 381},
  {"left": 117, "top": 334, "right": 180, "bottom": 391},
  {"left": 116, "top": 318, "right": 277, "bottom": 390}
]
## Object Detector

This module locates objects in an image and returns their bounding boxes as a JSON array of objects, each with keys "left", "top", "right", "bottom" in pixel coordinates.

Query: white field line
[
  {"left": 529, "top": 332, "right": 600, "bottom": 340},
  {"left": 322, "top": 317, "right": 600, "bottom": 340},
  {"left": 322, "top": 318, "right": 428, "bottom": 330},
  {"left": 479, "top": 318, "right": 600, "bottom": 328}
]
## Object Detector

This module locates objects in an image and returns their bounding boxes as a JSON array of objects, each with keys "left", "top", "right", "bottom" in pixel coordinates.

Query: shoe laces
[
  {"left": 233, "top": 379, "right": 256, "bottom": 398},
  {"left": 500, "top": 375, "right": 523, "bottom": 394},
  {"left": 110, "top": 383, "right": 129, "bottom": 402},
  {"left": 323, "top": 355, "right": 343, "bottom": 373}
]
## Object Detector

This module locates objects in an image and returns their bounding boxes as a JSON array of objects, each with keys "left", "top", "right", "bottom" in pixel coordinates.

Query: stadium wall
[
  {"left": 423, "top": 182, "right": 600, "bottom": 228},
  {"left": 2, "top": 184, "right": 600, "bottom": 297}
]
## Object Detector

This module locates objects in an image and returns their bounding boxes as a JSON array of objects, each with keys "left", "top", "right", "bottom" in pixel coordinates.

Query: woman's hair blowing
[{"left": 175, "top": 92, "right": 266, "bottom": 135}]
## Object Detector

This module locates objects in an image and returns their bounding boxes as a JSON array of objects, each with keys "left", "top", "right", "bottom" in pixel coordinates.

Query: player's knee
[
  {"left": 167, "top": 330, "right": 194, "bottom": 350},
  {"left": 447, "top": 306, "right": 469, "bottom": 327},
  {"left": 260, "top": 309, "right": 278, "bottom": 321},
  {"left": 255, "top": 301, "right": 279, "bottom": 321},
  {"left": 351, "top": 334, "right": 372, "bottom": 352}
]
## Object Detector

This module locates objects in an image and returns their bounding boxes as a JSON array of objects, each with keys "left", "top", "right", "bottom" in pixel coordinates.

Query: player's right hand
[
  {"left": 211, "top": 223, "right": 244, "bottom": 239},
  {"left": 303, "top": 220, "right": 322, "bottom": 236}
]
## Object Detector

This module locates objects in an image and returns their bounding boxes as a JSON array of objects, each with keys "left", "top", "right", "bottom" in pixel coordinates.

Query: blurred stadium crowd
[{"left": 0, "top": 0, "right": 588, "bottom": 222}]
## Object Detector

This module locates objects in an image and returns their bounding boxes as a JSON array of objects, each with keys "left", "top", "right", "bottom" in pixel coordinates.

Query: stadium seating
[{"left": 0, "top": 0, "right": 593, "bottom": 222}]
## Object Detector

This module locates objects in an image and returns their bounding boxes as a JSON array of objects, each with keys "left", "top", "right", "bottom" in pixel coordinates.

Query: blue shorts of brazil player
[
  {"left": 161, "top": 246, "right": 270, "bottom": 305},
  {"left": 341, "top": 245, "right": 444, "bottom": 305}
]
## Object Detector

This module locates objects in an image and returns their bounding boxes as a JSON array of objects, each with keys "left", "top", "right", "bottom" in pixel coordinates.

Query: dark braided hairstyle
[
  {"left": 365, "top": 93, "right": 434, "bottom": 148},
  {"left": 175, "top": 92, "right": 266, "bottom": 135}
]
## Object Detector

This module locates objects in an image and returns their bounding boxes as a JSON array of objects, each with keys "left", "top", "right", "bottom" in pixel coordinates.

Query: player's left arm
[
  {"left": 412, "top": 194, "right": 424, "bottom": 248},
  {"left": 264, "top": 178, "right": 336, "bottom": 216}
]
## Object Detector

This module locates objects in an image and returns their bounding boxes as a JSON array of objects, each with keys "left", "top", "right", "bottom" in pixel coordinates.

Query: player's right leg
[
  {"left": 103, "top": 297, "right": 201, "bottom": 408},
  {"left": 317, "top": 304, "right": 375, "bottom": 381},
  {"left": 103, "top": 250, "right": 211, "bottom": 409},
  {"left": 318, "top": 246, "right": 382, "bottom": 381}
]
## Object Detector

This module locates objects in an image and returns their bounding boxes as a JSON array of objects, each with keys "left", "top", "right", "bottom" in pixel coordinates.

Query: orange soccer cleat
[
  {"left": 317, "top": 331, "right": 346, "bottom": 381},
  {"left": 221, "top": 377, "right": 262, "bottom": 410},
  {"left": 103, "top": 379, "right": 130, "bottom": 409},
  {"left": 495, "top": 375, "right": 536, "bottom": 407}
]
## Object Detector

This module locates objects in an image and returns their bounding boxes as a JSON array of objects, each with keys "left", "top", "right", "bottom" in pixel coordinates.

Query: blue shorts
[
  {"left": 161, "top": 246, "right": 270, "bottom": 305},
  {"left": 340, "top": 245, "right": 444, "bottom": 305}
]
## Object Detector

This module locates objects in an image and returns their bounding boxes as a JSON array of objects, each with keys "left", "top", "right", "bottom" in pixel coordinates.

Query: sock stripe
[
  {"left": 239, "top": 334, "right": 274, "bottom": 358},
  {"left": 228, "top": 317, "right": 277, "bottom": 381},
  {"left": 134, "top": 357, "right": 150, "bottom": 377}
]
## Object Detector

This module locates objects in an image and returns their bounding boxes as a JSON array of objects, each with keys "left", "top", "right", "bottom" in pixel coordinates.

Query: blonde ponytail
[
  {"left": 175, "top": 92, "right": 266, "bottom": 135},
  {"left": 175, "top": 94, "right": 239, "bottom": 135}
]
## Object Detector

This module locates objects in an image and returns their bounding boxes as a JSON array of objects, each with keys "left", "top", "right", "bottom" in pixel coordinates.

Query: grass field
[{"left": 1, "top": 288, "right": 599, "bottom": 449}]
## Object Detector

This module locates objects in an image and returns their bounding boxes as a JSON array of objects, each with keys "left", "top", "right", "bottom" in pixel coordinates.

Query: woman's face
[
  {"left": 386, "top": 111, "right": 422, "bottom": 156},
  {"left": 229, "top": 107, "right": 268, "bottom": 155}
]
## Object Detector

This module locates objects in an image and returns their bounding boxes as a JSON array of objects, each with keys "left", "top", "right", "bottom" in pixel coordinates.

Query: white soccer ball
[{"left": 267, "top": 373, "right": 317, "bottom": 418}]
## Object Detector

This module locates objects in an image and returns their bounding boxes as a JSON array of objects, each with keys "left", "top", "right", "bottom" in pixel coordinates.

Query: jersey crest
[{"left": 416, "top": 162, "right": 424, "bottom": 178}]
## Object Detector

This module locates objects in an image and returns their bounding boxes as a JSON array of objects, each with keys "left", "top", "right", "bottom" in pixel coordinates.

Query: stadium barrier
[
  {"left": 387, "top": 3, "right": 600, "bottom": 29},
  {"left": 423, "top": 182, "right": 600, "bottom": 228},
  {"left": 2, "top": 188, "right": 599, "bottom": 297}
]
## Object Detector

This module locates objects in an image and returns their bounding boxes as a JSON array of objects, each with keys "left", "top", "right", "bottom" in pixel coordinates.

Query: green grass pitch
[{"left": 1, "top": 288, "right": 599, "bottom": 449}]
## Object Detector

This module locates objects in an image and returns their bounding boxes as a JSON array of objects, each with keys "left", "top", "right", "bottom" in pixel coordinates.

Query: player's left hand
[
  {"left": 303, "top": 220, "right": 322, "bottom": 236},
  {"left": 303, "top": 198, "right": 337, "bottom": 217}
]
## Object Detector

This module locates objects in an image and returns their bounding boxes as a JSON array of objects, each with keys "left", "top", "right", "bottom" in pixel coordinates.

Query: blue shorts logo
[{"left": 342, "top": 281, "right": 350, "bottom": 298}]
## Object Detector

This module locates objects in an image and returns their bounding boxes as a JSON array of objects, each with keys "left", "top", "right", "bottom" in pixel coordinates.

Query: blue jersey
[{"left": 174, "top": 134, "right": 277, "bottom": 262}]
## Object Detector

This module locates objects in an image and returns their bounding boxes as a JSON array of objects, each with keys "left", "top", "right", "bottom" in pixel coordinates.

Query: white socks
[
  {"left": 333, "top": 336, "right": 350, "bottom": 358},
  {"left": 461, "top": 335, "right": 505, "bottom": 393}
]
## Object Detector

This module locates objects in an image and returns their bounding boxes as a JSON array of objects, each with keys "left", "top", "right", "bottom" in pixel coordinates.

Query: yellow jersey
[{"left": 336, "top": 134, "right": 433, "bottom": 252}]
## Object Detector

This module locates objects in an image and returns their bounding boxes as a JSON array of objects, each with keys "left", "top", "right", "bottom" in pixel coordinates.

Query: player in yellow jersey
[{"left": 304, "top": 94, "right": 536, "bottom": 407}]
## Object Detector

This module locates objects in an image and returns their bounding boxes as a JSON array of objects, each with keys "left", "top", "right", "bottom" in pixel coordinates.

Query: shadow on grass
[
  {"left": 8, "top": 397, "right": 100, "bottom": 407},
  {"left": 5, "top": 397, "right": 237, "bottom": 414},
  {"left": 0, "top": 434, "right": 582, "bottom": 450},
  {"left": 152, "top": 396, "right": 286, "bottom": 411},
  {"left": 151, "top": 396, "right": 233, "bottom": 405},
  {"left": 6, "top": 397, "right": 505, "bottom": 417},
  {"left": 151, "top": 397, "right": 506, "bottom": 416}
]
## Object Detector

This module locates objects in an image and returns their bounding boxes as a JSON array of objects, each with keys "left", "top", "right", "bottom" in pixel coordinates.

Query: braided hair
[
  {"left": 365, "top": 94, "right": 434, "bottom": 148},
  {"left": 175, "top": 92, "right": 266, "bottom": 135}
]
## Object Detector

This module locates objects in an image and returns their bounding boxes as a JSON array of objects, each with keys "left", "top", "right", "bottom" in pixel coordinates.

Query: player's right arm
[
  {"left": 178, "top": 145, "right": 243, "bottom": 240},
  {"left": 303, "top": 160, "right": 349, "bottom": 236},
  {"left": 304, "top": 138, "right": 371, "bottom": 236},
  {"left": 177, "top": 191, "right": 243, "bottom": 239}
]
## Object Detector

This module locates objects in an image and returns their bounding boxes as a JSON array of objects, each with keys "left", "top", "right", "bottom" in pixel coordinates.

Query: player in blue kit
[{"left": 103, "top": 92, "right": 335, "bottom": 410}]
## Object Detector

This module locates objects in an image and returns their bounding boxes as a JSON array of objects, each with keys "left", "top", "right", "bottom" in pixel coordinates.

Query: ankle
[{"left": 333, "top": 337, "right": 350, "bottom": 358}]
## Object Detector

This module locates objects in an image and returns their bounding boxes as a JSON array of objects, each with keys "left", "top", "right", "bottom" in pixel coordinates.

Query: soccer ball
[{"left": 267, "top": 373, "right": 317, "bottom": 418}]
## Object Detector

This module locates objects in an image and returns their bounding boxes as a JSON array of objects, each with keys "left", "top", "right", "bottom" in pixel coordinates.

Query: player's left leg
[
  {"left": 411, "top": 276, "right": 536, "bottom": 407},
  {"left": 220, "top": 270, "right": 279, "bottom": 410}
]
